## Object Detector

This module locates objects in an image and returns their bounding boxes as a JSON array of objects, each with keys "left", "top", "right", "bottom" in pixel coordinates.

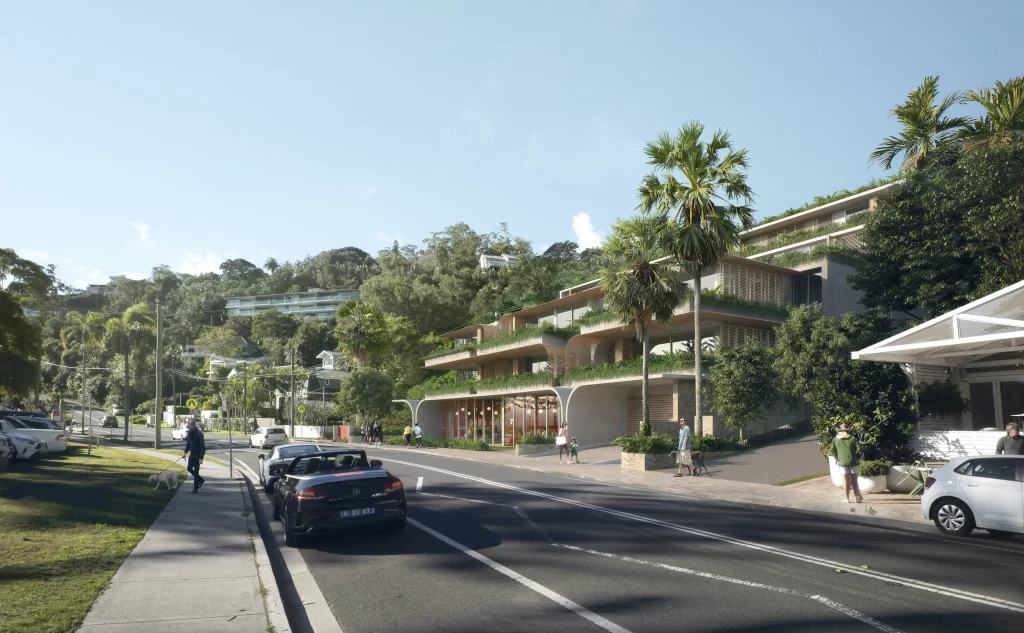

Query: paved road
[{"left": 209, "top": 444, "right": 1024, "bottom": 633}]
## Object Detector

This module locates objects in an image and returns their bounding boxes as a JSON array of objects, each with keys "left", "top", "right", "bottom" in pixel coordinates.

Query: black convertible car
[{"left": 272, "top": 449, "right": 406, "bottom": 546}]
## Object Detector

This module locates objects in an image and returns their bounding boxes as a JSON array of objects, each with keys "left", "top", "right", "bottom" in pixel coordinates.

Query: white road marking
[
  {"left": 419, "top": 492, "right": 553, "bottom": 543},
  {"left": 555, "top": 544, "right": 903, "bottom": 633},
  {"left": 408, "top": 518, "right": 632, "bottom": 633},
  {"left": 236, "top": 460, "right": 261, "bottom": 482},
  {"left": 416, "top": 476, "right": 423, "bottom": 491},
  {"left": 386, "top": 457, "right": 1024, "bottom": 615}
]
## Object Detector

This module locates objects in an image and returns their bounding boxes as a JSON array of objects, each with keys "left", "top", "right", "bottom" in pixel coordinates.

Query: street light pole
[
  {"left": 289, "top": 349, "right": 296, "bottom": 437},
  {"left": 154, "top": 298, "right": 163, "bottom": 450}
]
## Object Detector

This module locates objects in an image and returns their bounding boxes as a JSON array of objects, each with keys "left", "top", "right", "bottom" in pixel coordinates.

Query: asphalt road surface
[{"left": 208, "top": 444, "right": 1024, "bottom": 633}]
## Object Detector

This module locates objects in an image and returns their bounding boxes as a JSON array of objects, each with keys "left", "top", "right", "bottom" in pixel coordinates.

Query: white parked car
[
  {"left": 171, "top": 425, "right": 191, "bottom": 441},
  {"left": 250, "top": 427, "right": 289, "bottom": 449},
  {"left": 0, "top": 417, "right": 67, "bottom": 453},
  {"left": 921, "top": 455, "right": 1024, "bottom": 537},
  {"left": 0, "top": 431, "right": 45, "bottom": 461}
]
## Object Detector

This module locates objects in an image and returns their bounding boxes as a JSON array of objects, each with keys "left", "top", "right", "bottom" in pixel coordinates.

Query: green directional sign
[
  {"left": 186, "top": 398, "right": 199, "bottom": 409},
  {"left": 297, "top": 405, "right": 306, "bottom": 414}
]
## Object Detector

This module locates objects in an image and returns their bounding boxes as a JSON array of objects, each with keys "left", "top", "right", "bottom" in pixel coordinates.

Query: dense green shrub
[
  {"left": 129, "top": 415, "right": 147, "bottom": 425},
  {"left": 612, "top": 432, "right": 676, "bottom": 454},
  {"left": 692, "top": 436, "right": 744, "bottom": 452},
  {"left": 475, "top": 372, "right": 550, "bottom": 392},
  {"left": 859, "top": 459, "right": 893, "bottom": 478},
  {"left": 517, "top": 433, "right": 556, "bottom": 445}
]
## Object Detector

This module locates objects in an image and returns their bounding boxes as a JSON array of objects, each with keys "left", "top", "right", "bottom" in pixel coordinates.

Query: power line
[{"left": 40, "top": 360, "right": 112, "bottom": 372}]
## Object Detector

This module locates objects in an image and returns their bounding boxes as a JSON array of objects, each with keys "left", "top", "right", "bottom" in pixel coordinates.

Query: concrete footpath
[
  {"left": 76, "top": 445, "right": 288, "bottom": 633},
  {"left": 369, "top": 442, "right": 927, "bottom": 526}
]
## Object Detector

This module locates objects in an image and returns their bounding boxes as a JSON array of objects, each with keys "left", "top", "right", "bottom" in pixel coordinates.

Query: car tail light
[
  {"left": 56, "top": 435, "right": 65, "bottom": 441},
  {"left": 296, "top": 489, "right": 325, "bottom": 500},
  {"left": 925, "top": 477, "right": 936, "bottom": 489},
  {"left": 263, "top": 434, "right": 269, "bottom": 439},
  {"left": 373, "top": 480, "right": 404, "bottom": 497}
]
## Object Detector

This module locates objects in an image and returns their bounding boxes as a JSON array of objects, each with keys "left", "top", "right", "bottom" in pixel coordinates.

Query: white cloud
[
  {"left": 130, "top": 221, "right": 156, "bottom": 251},
  {"left": 177, "top": 252, "right": 221, "bottom": 275},
  {"left": 572, "top": 213, "right": 603, "bottom": 250},
  {"left": 121, "top": 271, "right": 146, "bottom": 280}
]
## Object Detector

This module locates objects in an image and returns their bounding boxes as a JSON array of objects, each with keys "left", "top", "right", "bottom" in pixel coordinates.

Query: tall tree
[
  {"left": 0, "top": 249, "right": 53, "bottom": 399},
  {"left": 959, "top": 76, "right": 1024, "bottom": 151},
  {"left": 708, "top": 342, "right": 778, "bottom": 439},
  {"left": 869, "top": 76, "right": 968, "bottom": 170},
  {"left": 335, "top": 369, "right": 394, "bottom": 422},
  {"left": 599, "top": 213, "right": 687, "bottom": 435},
  {"left": 638, "top": 121, "right": 754, "bottom": 437},
  {"left": 103, "top": 303, "right": 156, "bottom": 440},
  {"left": 335, "top": 301, "right": 388, "bottom": 368},
  {"left": 263, "top": 257, "right": 280, "bottom": 274}
]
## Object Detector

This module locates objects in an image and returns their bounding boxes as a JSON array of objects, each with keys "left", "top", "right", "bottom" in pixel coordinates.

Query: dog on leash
[
  {"left": 670, "top": 450, "right": 710, "bottom": 476},
  {"left": 149, "top": 471, "right": 179, "bottom": 490}
]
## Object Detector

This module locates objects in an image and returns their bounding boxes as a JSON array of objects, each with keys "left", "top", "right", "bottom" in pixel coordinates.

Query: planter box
[
  {"left": 515, "top": 444, "right": 557, "bottom": 457},
  {"left": 857, "top": 474, "right": 887, "bottom": 494},
  {"left": 621, "top": 452, "right": 675, "bottom": 471},
  {"left": 887, "top": 465, "right": 921, "bottom": 493}
]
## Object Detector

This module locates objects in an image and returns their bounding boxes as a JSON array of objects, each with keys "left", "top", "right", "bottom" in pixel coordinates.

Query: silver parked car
[
  {"left": 921, "top": 455, "right": 1024, "bottom": 537},
  {"left": 258, "top": 443, "right": 324, "bottom": 494}
]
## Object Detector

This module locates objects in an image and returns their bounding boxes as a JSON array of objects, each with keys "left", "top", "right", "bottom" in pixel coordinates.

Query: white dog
[{"left": 149, "top": 471, "right": 179, "bottom": 490}]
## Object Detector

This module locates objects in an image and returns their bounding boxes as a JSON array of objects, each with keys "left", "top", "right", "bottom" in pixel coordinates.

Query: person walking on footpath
[
  {"left": 830, "top": 422, "right": 863, "bottom": 503},
  {"left": 374, "top": 421, "right": 383, "bottom": 446},
  {"left": 403, "top": 423, "right": 413, "bottom": 446},
  {"left": 556, "top": 423, "right": 569, "bottom": 463},
  {"left": 182, "top": 418, "right": 206, "bottom": 493},
  {"left": 413, "top": 421, "right": 423, "bottom": 447},
  {"left": 674, "top": 418, "right": 693, "bottom": 477},
  {"left": 995, "top": 422, "right": 1023, "bottom": 455}
]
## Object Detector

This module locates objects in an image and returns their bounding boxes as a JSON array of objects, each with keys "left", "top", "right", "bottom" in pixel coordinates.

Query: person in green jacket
[{"left": 830, "top": 422, "right": 863, "bottom": 504}]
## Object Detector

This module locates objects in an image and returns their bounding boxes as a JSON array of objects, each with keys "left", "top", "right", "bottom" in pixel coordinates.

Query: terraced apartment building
[{"left": 398, "top": 182, "right": 897, "bottom": 447}]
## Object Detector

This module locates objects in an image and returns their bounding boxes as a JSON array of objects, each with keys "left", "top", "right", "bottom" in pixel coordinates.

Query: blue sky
[{"left": 2, "top": 1, "right": 1021, "bottom": 289}]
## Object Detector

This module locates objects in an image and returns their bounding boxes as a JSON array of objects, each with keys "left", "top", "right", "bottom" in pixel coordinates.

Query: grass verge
[
  {"left": 774, "top": 472, "right": 829, "bottom": 486},
  {"left": 149, "top": 448, "right": 229, "bottom": 468},
  {"left": 0, "top": 445, "right": 185, "bottom": 633}
]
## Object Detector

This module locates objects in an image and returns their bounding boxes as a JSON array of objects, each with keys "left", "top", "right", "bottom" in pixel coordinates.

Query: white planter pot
[
  {"left": 887, "top": 465, "right": 920, "bottom": 493},
  {"left": 857, "top": 474, "right": 887, "bottom": 494},
  {"left": 828, "top": 456, "right": 846, "bottom": 488}
]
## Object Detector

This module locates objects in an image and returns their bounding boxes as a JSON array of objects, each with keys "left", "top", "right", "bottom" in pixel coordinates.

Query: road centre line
[
  {"left": 385, "top": 457, "right": 1024, "bottom": 615},
  {"left": 408, "top": 518, "right": 632, "bottom": 633},
  {"left": 555, "top": 544, "right": 903, "bottom": 633}
]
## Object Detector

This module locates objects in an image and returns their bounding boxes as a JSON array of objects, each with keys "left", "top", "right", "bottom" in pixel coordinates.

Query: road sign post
[{"left": 222, "top": 396, "right": 233, "bottom": 479}]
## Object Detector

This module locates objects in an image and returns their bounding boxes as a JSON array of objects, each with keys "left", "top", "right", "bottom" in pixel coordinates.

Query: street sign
[
  {"left": 186, "top": 398, "right": 199, "bottom": 409},
  {"left": 222, "top": 397, "right": 230, "bottom": 410},
  {"left": 297, "top": 405, "right": 306, "bottom": 414}
]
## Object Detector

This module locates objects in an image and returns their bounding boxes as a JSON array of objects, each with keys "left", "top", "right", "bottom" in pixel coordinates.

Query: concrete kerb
[
  {"left": 76, "top": 439, "right": 291, "bottom": 633},
  {"left": 366, "top": 445, "right": 929, "bottom": 527}
]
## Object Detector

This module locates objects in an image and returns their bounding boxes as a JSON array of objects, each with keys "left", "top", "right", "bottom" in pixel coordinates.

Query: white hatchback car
[
  {"left": 922, "top": 455, "right": 1024, "bottom": 537},
  {"left": 250, "top": 427, "right": 289, "bottom": 449}
]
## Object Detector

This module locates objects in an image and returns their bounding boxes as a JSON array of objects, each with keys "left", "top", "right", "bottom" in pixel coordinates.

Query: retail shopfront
[{"left": 439, "top": 395, "right": 561, "bottom": 446}]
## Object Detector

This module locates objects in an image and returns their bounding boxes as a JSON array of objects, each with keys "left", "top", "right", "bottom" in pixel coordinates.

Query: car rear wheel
[
  {"left": 934, "top": 498, "right": 974, "bottom": 536},
  {"left": 284, "top": 513, "right": 301, "bottom": 547}
]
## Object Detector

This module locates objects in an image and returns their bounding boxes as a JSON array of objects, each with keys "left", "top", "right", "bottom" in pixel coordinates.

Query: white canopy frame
[{"left": 852, "top": 279, "right": 1024, "bottom": 369}]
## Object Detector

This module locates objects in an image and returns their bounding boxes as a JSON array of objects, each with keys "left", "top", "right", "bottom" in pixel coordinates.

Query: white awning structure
[{"left": 852, "top": 279, "right": 1024, "bottom": 368}]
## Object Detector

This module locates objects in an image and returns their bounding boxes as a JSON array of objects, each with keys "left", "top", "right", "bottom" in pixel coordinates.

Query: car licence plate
[{"left": 340, "top": 508, "right": 375, "bottom": 518}]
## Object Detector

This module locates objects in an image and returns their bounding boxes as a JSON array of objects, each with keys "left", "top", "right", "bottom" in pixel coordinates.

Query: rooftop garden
[
  {"left": 750, "top": 173, "right": 904, "bottom": 228},
  {"left": 562, "top": 351, "right": 710, "bottom": 385},
  {"left": 738, "top": 212, "right": 869, "bottom": 257}
]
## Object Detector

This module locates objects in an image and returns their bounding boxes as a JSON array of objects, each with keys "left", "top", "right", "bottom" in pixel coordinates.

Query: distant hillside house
[
  {"left": 479, "top": 253, "right": 520, "bottom": 269},
  {"left": 181, "top": 336, "right": 261, "bottom": 359},
  {"left": 225, "top": 288, "right": 360, "bottom": 321}
]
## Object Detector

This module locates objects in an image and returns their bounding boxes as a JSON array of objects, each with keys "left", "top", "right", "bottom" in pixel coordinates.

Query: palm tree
[
  {"left": 959, "top": 76, "right": 1024, "bottom": 151},
  {"left": 869, "top": 76, "right": 968, "bottom": 170},
  {"left": 638, "top": 121, "right": 754, "bottom": 438},
  {"left": 599, "top": 213, "right": 688, "bottom": 436},
  {"left": 264, "top": 257, "right": 280, "bottom": 274},
  {"left": 335, "top": 301, "right": 386, "bottom": 368},
  {"left": 104, "top": 303, "right": 155, "bottom": 441},
  {"left": 60, "top": 311, "right": 107, "bottom": 427}
]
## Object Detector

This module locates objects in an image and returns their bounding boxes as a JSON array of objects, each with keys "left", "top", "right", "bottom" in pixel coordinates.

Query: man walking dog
[
  {"left": 675, "top": 417, "right": 693, "bottom": 477},
  {"left": 182, "top": 418, "right": 206, "bottom": 493}
]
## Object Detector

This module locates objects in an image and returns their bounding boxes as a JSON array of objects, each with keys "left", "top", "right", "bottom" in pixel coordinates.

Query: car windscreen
[
  {"left": 290, "top": 453, "right": 370, "bottom": 474},
  {"left": 267, "top": 428, "right": 286, "bottom": 434},
  {"left": 278, "top": 445, "right": 319, "bottom": 458}
]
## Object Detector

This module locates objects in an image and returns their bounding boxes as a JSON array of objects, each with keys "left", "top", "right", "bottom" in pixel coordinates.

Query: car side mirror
[
  {"left": 258, "top": 454, "right": 266, "bottom": 460},
  {"left": 370, "top": 459, "right": 383, "bottom": 468}
]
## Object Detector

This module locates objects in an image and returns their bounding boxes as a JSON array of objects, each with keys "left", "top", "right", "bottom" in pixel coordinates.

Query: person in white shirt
[{"left": 675, "top": 418, "right": 693, "bottom": 477}]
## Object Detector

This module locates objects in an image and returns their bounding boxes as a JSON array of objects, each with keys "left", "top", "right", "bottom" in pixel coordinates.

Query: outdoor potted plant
[
  {"left": 884, "top": 445, "right": 923, "bottom": 493},
  {"left": 857, "top": 459, "right": 892, "bottom": 494},
  {"left": 613, "top": 432, "right": 676, "bottom": 471}
]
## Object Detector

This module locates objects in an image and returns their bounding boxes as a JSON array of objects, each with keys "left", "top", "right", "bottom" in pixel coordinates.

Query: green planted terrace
[
  {"left": 701, "top": 289, "right": 789, "bottom": 319},
  {"left": 562, "top": 351, "right": 708, "bottom": 385},
  {"left": 425, "top": 323, "right": 580, "bottom": 360},
  {"left": 738, "top": 212, "right": 868, "bottom": 257},
  {"left": 751, "top": 173, "right": 902, "bottom": 228},
  {"left": 761, "top": 245, "right": 864, "bottom": 269},
  {"left": 475, "top": 371, "right": 552, "bottom": 393}
]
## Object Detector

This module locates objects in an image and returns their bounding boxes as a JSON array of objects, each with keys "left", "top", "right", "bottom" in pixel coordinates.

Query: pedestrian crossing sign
[
  {"left": 298, "top": 405, "right": 306, "bottom": 414},
  {"left": 186, "top": 398, "right": 199, "bottom": 409}
]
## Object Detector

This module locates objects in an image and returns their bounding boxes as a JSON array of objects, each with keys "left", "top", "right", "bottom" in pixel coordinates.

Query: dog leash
[{"left": 157, "top": 454, "right": 185, "bottom": 475}]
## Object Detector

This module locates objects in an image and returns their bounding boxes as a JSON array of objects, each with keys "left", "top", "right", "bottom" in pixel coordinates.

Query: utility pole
[
  {"left": 154, "top": 298, "right": 163, "bottom": 450},
  {"left": 80, "top": 334, "right": 87, "bottom": 434},
  {"left": 289, "top": 349, "right": 296, "bottom": 437},
  {"left": 242, "top": 361, "right": 248, "bottom": 435}
]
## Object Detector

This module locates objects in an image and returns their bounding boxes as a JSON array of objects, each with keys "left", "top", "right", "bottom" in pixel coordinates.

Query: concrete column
[{"left": 476, "top": 327, "right": 484, "bottom": 343}]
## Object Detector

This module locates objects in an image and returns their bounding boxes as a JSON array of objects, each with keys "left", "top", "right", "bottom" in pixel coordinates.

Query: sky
[{"left": 2, "top": 1, "right": 1021, "bottom": 290}]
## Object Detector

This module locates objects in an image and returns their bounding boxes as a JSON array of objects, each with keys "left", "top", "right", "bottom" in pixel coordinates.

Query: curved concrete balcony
[{"left": 424, "top": 330, "right": 575, "bottom": 370}]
